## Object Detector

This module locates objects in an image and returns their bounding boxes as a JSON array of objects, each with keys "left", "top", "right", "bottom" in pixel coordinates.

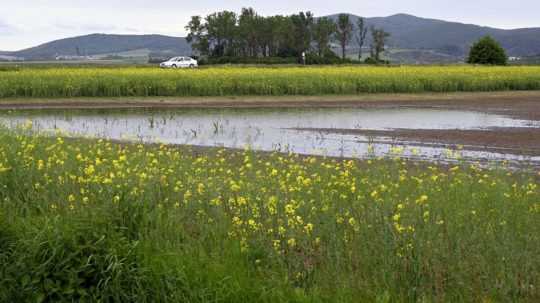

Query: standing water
[{"left": 1, "top": 107, "right": 539, "bottom": 166}]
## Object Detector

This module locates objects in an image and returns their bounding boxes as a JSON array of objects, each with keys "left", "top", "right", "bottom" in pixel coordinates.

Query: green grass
[
  {"left": 0, "top": 127, "right": 539, "bottom": 302},
  {"left": 1, "top": 65, "right": 540, "bottom": 98}
]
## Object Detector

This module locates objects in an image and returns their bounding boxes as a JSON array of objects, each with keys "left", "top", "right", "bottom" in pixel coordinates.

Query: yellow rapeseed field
[{"left": 1, "top": 65, "right": 540, "bottom": 97}]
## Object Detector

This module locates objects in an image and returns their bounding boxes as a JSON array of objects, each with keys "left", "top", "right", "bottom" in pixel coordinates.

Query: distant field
[{"left": 1, "top": 66, "right": 540, "bottom": 98}]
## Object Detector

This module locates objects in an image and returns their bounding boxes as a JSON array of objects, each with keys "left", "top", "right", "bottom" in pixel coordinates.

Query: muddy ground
[
  {"left": 1, "top": 91, "right": 539, "bottom": 120},
  {"left": 292, "top": 127, "right": 540, "bottom": 156}
]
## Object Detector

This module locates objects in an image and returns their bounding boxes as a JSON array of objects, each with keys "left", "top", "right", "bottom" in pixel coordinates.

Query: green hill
[
  {"left": 328, "top": 13, "right": 540, "bottom": 58},
  {"left": 6, "top": 34, "right": 190, "bottom": 60}
]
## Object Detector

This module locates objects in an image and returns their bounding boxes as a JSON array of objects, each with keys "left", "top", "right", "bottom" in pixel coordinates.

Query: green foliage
[
  {"left": 312, "top": 17, "right": 337, "bottom": 57},
  {"left": 0, "top": 218, "right": 151, "bottom": 302},
  {"left": 186, "top": 8, "right": 316, "bottom": 60},
  {"left": 467, "top": 36, "right": 508, "bottom": 65},
  {"left": 199, "top": 56, "right": 298, "bottom": 65},
  {"left": 305, "top": 52, "right": 360, "bottom": 65},
  {"left": 0, "top": 129, "right": 538, "bottom": 301},
  {"left": 364, "top": 57, "right": 390, "bottom": 65}
]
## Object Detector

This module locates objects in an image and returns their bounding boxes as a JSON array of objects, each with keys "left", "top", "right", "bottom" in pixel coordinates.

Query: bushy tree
[
  {"left": 185, "top": 16, "right": 209, "bottom": 56},
  {"left": 185, "top": 8, "right": 361, "bottom": 62},
  {"left": 467, "top": 36, "right": 507, "bottom": 65}
]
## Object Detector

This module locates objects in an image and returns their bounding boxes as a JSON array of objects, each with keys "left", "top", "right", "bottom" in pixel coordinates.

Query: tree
[
  {"left": 266, "top": 15, "right": 293, "bottom": 57},
  {"left": 185, "top": 16, "right": 209, "bottom": 56},
  {"left": 313, "top": 17, "right": 336, "bottom": 57},
  {"left": 355, "top": 17, "right": 368, "bottom": 60},
  {"left": 467, "top": 36, "right": 507, "bottom": 65},
  {"left": 238, "top": 7, "right": 259, "bottom": 56},
  {"left": 206, "top": 11, "right": 237, "bottom": 57},
  {"left": 370, "top": 27, "right": 390, "bottom": 62},
  {"left": 335, "top": 14, "right": 353, "bottom": 59},
  {"left": 290, "top": 12, "right": 314, "bottom": 57}
]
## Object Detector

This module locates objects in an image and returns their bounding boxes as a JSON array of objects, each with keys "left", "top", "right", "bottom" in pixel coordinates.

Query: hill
[
  {"left": 3, "top": 14, "right": 540, "bottom": 63},
  {"left": 4, "top": 34, "right": 190, "bottom": 60},
  {"left": 327, "top": 13, "right": 540, "bottom": 59}
]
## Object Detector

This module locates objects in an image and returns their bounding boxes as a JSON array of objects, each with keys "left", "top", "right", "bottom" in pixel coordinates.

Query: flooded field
[{"left": 1, "top": 107, "right": 539, "bottom": 166}]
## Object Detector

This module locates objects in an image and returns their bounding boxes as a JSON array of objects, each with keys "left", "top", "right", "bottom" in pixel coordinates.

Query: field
[
  {"left": 1, "top": 64, "right": 539, "bottom": 302},
  {"left": 1, "top": 65, "right": 540, "bottom": 98},
  {"left": 0, "top": 126, "right": 539, "bottom": 302}
]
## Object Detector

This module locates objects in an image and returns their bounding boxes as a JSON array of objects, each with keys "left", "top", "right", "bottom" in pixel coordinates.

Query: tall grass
[
  {"left": 0, "top": 127, "right": 538, "bottom": 302},
  {"left": 1, "top": 66, "right": 540, "bottom": 98}
]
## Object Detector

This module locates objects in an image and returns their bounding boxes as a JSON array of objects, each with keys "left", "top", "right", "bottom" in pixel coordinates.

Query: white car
[{"left": 160, "top": 56, "right": 198, "bottom": 68}]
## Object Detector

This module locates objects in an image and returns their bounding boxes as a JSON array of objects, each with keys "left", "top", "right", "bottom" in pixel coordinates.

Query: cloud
[
  {"left": 1, "top": 0, "right": 540, "bottom": 50},
  {"left": 54, "top": 22, "right": 135, "bottom": 33},
  {"left": 0, "top": 20, "right": 18, "bottom": 35}
]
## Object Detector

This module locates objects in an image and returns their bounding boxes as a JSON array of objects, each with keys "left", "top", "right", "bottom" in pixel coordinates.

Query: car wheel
[
  {"left": 172, "top": 64, "right": 177, "bottom": 68},
  {"left": 189, "top": 64, "right": 195, "bottom": 68}
]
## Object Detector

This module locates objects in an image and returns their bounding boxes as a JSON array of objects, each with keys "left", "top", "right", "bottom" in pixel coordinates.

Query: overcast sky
[{"left": 1, "top": 0, "right": 539, "bottom": 51}]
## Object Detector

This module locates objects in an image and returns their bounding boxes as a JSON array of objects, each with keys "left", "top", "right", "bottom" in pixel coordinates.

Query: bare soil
[
  {"left": 291, "top": 127, "right": 540, "bottom": 156},
  {"left": 0, "top": 91, "right": 539, "bottom": 121}
]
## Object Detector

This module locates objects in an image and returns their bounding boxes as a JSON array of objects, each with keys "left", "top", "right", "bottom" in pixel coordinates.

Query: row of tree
[{"left": 185, "top": 8, "right": 390, "bottom": 62}]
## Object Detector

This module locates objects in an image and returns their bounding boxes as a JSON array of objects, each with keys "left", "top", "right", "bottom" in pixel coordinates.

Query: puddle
[{"left": 1, "top": 107, "right": 539, "bottom": 166}]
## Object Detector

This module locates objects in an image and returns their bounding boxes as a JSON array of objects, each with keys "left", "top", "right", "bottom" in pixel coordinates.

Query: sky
[{"left": 1, "top": 0, "right": 539, "bottom": 51}]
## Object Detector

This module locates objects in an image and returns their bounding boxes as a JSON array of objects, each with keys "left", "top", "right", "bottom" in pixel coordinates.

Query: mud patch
[{"left": 291, "top": 127, "right": 540, "bottom": 156}]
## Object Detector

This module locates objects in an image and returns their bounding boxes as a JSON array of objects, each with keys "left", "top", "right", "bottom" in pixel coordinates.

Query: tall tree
[
  {"left": 273, "top": 15, "right": 297, "bottom": 57},
  {"left": 185, "top": 16, "right": 209, "bottom": 56},
  {"left": 290, "top": 12, "right": 314, "bottom": 57},
  {"left": 370, "top": 27, "right": 390, "bottom": 62},
  {"left": 313, "top": 17, "right": 336, "bottom": 57},
  {"left": 265, "top": 15, "right": 291, "bottom": 57},
  {"left": 355, "top": 17, "right": 368, "bottom": 59},
  {"left": 205, "top": 11, "right": 237, "bottom": 56},
  {"left": 336, "top": 14, "right": 353, "bottom": 59},
  {"left": 238, "top": 7, "right": 259, "bottom": 56}
]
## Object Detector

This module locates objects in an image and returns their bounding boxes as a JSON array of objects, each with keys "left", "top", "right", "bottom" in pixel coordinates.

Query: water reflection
[{"left": 1, "top": 107, "right": 539, "bottom": 165}]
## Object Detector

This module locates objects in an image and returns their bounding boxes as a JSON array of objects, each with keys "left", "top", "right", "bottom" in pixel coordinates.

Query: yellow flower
[
  {"left": 287, "top": 238, "right": 296, "bottom": 248},
  {"left": 416, "top": 195, "right": 428, "bottom": 204},
  {"left": 284, "top": 204, "right": 295, "bottom": 215},
  {"left": 84, "top": 165, "right": 95, "bottom": 176},
  {"left": 272, "top": 240, "right": 281, "bottom": 251},
  {"left": 37, "top": 159, "right": 44, "bottom": 170},
  {"left": 304, "top": 223, "right": 314, "bottom": 234}
]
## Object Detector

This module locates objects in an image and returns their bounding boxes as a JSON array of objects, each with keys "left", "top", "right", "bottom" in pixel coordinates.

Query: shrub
[
  {"left": 305, "top": 52, "right": 361, "bottom": 65},
  {"left": 198, "top": 56, "right": 298, "bottom": 65},
  {"left": 364, "top": 57, "right": 390, "bottom": 65},
  {"left": 467, "top": 36, "right": 508, "bottom": 65}
]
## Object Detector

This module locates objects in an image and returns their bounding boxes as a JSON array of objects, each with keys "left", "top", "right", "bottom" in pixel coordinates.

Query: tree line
[{"left": 185, "top": 8, "right": 390, "bottom": 63}]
